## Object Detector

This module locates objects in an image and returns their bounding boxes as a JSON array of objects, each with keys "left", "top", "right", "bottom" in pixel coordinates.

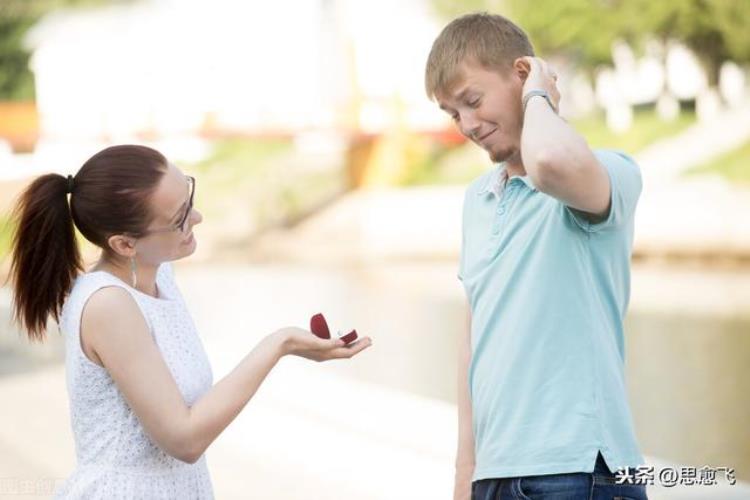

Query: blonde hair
[{"left": 425, "top": 12, "right": 534, "bottom": 99}]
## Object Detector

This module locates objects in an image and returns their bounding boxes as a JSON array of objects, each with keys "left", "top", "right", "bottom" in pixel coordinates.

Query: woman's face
[{"left": 135, "top": 162, "right": 202, "bottom": 265}]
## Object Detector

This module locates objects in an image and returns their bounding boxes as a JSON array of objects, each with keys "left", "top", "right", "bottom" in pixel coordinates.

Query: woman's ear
[{"left": 107, "top": 234, "right": 137, "bottom": 259}]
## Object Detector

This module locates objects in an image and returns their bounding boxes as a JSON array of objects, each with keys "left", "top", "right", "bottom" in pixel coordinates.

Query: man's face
[{"left": 436, "top": 61, "right": 524, "bottom": 163}]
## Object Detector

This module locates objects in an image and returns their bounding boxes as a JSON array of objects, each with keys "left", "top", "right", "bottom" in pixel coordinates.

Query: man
[{"left": 425, "top": 13, "right": 648, "bottom": 500}]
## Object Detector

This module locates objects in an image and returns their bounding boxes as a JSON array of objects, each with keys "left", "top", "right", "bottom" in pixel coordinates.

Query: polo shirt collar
[
  {"left": 477, "top": 163, "right": 537, "bottom": 198},
  {"left": 516, "top": 174, "right": 537, "bottom": 191}
]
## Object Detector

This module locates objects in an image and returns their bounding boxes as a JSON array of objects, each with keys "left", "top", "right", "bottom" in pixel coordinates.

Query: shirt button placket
[{"left": 491, "top": 186, "right": 512, "bottom": 235}]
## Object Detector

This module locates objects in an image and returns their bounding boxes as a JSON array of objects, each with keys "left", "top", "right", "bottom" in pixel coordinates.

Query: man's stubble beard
[
  {"left": 487, "top": 143, "right": 521, "bottom": 165},
  {"left": 487, "top": 124, "right": 523, "bottom": 166}
]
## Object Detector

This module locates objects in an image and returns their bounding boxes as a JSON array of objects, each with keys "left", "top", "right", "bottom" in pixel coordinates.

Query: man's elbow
[
  {"left": 527, "top": 148, "right": 564, "bottom": 193},
  {"left": 527, "top": 143, "right": 592, "bottom": 194}
]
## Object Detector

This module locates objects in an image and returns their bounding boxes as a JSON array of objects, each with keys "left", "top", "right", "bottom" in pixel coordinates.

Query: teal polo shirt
[{"left": 458, "top": 149, "right": 646, "bottom": 480}]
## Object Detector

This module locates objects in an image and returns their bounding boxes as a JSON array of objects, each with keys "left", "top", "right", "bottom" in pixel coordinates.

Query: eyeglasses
[{"left": 141, "top": 176, "right": 196, "bottom": 236}]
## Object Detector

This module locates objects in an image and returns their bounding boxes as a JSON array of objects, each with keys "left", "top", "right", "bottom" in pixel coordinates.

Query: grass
[
  {"left": 192, "top": 138, "right": 292, "bottom": 174},
  {"left": 180, "top": 137, "right": 345, "bottom": 236},
  {"left": 181, "top": 138, "right": 294, "bottom": 221},
  {"left": 190, "top": 138, "right": 293, "bottom": 193},
  {"left": 399, "top": 142, "right": 486, "bottom": 187},
  {"left": 685, "top": 139, "right": 750, "bottom": 184},
  {"left": 0, "top": 213, "right": 15, "bottom": 265},
  {"left": 402, "top": 109, "right": 698, "bottom": 187},
  {"left": 572, "top": 108, "right": 696, "bottom": 153}
]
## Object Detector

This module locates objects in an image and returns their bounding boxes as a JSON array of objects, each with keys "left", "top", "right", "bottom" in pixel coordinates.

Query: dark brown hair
[
  {"left": 425, "top": 12, "right": 535, "bottom": 99},
  {"left": 9, "top": 145, "right": 168, "bottom": 341}
]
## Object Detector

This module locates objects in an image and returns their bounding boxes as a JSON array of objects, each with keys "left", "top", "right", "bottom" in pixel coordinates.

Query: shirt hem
[{"left": 472, "top": 454, "right": 646, "bottom": 481}]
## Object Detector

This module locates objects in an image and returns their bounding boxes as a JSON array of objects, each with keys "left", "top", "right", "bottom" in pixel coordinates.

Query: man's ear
[
  {"left": 107, "top": 234, "right": 137, "bottom": 259},
  {"left": 513, "top": 57, "right": 531, "bottom": 82}
]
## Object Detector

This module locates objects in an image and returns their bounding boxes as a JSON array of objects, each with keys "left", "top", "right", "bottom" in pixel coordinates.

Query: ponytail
[
  {"left": 9, "top": 144, "right": 167, "bottom": 340},
  {"left": 10, "top": 174, "right": 82, "bottom": 341}
]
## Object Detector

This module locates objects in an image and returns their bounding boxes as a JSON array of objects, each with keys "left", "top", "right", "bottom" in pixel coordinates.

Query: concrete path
[
  {"left": 2, "top": 363, "right": 748, "bottom": 499},
  {"left": 633, "top": 100, "right": 750, "bottom": 258}
]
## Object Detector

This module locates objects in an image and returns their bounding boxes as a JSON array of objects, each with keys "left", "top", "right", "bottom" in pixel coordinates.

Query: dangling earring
[{"left": 130, "top": 256, "right": 138, "bottom": 288}]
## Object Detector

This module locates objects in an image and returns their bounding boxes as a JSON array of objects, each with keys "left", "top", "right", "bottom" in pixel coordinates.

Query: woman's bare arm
[{"left": 82, "top": 286, "right": 370, "bottom": 464}]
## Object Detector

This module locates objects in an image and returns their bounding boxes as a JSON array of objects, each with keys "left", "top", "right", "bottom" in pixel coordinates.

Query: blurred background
[{"left": 0, "top": 0, "right": 748, "bottom": 499}]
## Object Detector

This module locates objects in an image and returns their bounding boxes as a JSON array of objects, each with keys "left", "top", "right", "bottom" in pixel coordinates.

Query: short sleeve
[
  {"left": 458, "top": 230, "right": 466, "bottom": 281},
  {"left": 457, "top": 190, "right": 471, "bottom": 282},
  {"left": 567, "top": 149, "right": 642, "bottom": 233}
]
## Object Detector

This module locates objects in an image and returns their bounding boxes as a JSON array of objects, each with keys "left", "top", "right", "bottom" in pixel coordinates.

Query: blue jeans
[{"left": 471, "top": 452, "right": 648, "bottom": 500}]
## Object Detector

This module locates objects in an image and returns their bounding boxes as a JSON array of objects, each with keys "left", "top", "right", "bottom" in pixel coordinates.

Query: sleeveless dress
[{"left": 53, "top": 263, "right": 215, "bottom": 499}]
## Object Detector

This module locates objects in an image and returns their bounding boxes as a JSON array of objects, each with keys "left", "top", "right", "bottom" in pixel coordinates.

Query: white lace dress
[{"left": 53, "top": 263, "right": 215, "bottom": 499}]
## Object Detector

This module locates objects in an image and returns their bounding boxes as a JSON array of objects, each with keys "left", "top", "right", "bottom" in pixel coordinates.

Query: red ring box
[
  {"left": 339, "top": 330, "right": 358, "bottom": 344},
  {"left": 310, "top": 313, "right": 331, "bottom": 339},
  {"left": 310, "top": 313, "right": 358, "bottom": 345}
]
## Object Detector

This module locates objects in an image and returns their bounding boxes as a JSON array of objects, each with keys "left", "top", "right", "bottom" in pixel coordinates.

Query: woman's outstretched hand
[{"left": 276, "top": 327, "right": 372, "bottom": 362}]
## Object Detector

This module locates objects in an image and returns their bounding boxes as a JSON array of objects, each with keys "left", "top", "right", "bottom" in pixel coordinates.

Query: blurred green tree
[
  {"left": 429, "top": 0, "right": 750, "bottom": 84},
  {"left": 0, "top": 0, "right": 124, "bottom": 101},
  {"left": 635, "top": 0, "right": 750, "bottom": 85},
  {"left": 429, "top": 0, "right": 640, "bottom": 67}
]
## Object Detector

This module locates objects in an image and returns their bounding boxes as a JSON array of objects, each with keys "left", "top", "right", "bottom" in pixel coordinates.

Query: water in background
[{"left": 2, "top": 262, "right": 748, "bottom": 480}]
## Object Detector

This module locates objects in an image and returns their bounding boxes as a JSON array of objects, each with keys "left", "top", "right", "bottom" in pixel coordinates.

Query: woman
[{"left": 9, "top": 144, "right": 371, "bottom": 498}]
